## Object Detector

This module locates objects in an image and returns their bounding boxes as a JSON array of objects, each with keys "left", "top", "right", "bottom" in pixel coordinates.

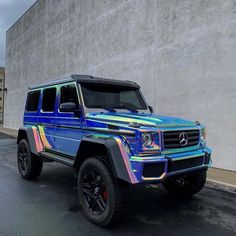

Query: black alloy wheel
[
  {"left": 18, "top": 140, "right": 29, "bottom": 175},
  {"left": 17, "top": 139, "right": 43, "bottom": 180},
  {"left": 78, "top": 157, "right": 124, "bottom": 226},
  {"left": 82, "top": 168, "right": 108, "bottom": 214}
]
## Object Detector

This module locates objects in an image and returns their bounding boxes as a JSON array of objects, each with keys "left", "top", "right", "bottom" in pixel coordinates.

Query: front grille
[
  {"left": 168, "top": 156, "right": 204, "bottom": 173},
  {"left": 143, "top": 162, "right": 165, "bottom": 178},
  {"left": 163, "top": 130, "right": 199, "bottom": 149}
]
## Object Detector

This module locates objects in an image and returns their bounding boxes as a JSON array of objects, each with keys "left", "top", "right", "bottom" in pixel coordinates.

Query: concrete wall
[
  {"left": 0, "top": 67, "right": 4, "bottom": 123},
  {"left": 5, "top": 0, "right": 236, "bottom": 170}
]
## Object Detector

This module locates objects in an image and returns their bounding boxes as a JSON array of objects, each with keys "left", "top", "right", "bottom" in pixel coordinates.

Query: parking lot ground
[{"left": 0, "top": 133, "right": 236, "bottom": 236}]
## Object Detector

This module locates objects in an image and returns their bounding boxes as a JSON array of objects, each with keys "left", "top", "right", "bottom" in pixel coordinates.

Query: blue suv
[{"left": 17, "top": 74, "right": 212, "bottom": 226}]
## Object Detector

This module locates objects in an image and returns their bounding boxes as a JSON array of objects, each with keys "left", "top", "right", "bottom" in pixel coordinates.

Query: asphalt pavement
[{"left": 0, "top": 133, "right": 235, "bottom": 236}]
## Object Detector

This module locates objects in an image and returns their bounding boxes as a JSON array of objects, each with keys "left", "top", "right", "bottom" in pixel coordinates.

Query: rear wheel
[
  {"left": 162, "top": 170, "right": 207, "bottom": 197},
  {"left": 78, "top": 157, "right": 124, "bottom": 226},
  {"left": 17, "top": 139, "right": 43, "bottom": 180}
]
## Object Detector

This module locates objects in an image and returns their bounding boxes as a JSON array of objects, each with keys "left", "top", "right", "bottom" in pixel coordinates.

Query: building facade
[
  {"left": 0, "top": 67, "right": 5, "bottom": 124},
  {"left": 4, "top": 0, "right": 236, "bottom": 170}
]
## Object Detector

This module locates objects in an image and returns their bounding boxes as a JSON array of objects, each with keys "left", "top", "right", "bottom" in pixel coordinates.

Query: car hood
[{"left": 85, "top": 112, "right": 197, "bottom": 129}]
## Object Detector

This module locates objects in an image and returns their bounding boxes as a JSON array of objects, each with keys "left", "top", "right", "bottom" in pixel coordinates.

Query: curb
[
  {"left": 206, "top": 179, "right": 236, "bottom": 194},
  {"left": 0, "top": 127, "right": 17, "bottom": 138}
]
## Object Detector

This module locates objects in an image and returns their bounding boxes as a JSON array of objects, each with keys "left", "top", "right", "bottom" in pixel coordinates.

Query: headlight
[
  {"left": 200, "top": 128, "right": 206, "bottom": 142},
  {"left": 142, "top": 133, "right": 153, "bottom": 147}
]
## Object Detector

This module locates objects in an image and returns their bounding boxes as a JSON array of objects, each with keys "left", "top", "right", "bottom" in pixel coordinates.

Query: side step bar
[{"left": 40, "top": 151, "right": 74, "bottom": 167}]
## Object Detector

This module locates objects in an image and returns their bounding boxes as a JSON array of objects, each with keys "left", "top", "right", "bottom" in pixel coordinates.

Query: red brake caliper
[{"left": 102, "top": 189, "right": 108, "bottom": 201}]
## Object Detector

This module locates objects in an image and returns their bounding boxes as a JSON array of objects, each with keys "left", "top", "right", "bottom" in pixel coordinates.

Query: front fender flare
[{"left": 75, "top": 136, "right": 138, "bottom": 184}]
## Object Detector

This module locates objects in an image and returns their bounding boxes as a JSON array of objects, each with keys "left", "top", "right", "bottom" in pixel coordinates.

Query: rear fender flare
[{"left": 17, "top": 127, "right": 44, "bottom": 155}]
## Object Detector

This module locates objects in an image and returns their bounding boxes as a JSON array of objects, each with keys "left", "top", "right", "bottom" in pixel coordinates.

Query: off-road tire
[
  {"left": 78, "top": 157, "right": 124, "bottom": 227},
  {"left": 162, "top": 170, "right": 207, "bottom": 197},
  {"left": 17, "top": 139, "right": 43, "bottom": 180}
]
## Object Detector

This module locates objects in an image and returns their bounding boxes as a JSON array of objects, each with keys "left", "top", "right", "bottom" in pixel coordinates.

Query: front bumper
[{"left": 130, "top": 147, "right": 212, "bottom": 183}]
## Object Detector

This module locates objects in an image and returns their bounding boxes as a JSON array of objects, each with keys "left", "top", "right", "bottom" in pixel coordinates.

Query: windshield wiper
[
  {"left": 115, "top": 105, "right": 138, "bottom": 113},
  {"left": 103, "top": 106, "right": 117, "bottom": 112},
  {"left": 91, "top": 105, "right": 117, "bottom": 112}
]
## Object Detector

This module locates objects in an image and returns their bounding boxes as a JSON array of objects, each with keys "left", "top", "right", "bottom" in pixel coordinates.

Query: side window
[
  {"left": 42, "top": 87, "right": 56, "bottom": 112},
  {"left": 60, "top": 84, "right": 79, "bottom": 111},
  {"left": 26, "top": 90, "right": 40, "bottom": 112}
]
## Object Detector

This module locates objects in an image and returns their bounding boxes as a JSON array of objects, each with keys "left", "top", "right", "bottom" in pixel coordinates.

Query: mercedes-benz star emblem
[{"left": 179, "top": 132, "right": 188, "bottom": 146}]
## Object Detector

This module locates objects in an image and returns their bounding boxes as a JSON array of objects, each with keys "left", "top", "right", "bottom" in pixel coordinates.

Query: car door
[
  {"left": 37, "top": 86, "right": 57, "bottom": 150},
  {"left": 53, "top": 82, "right": 83, "bottom": 157}
]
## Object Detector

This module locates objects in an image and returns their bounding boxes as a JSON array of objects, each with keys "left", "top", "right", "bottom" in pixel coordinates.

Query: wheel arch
[
  {"left": 17, "top": 127, "right": 43, "bottom": 155},
  {"left": 17, "top": 129, "right": 28, "bottom": 144},
  {"left": 74, "top": 137, "right": 137, "bottom": 184}
]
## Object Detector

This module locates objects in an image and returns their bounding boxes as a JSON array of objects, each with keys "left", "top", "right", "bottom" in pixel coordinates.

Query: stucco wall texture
[{"left": 4, "top": 0, "right": 236, "bottom": 170}]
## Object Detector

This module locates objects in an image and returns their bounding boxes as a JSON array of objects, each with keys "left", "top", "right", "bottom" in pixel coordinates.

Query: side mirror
[
  {"left": 60, "top": 102, "right": 78, "bottom": 112},
  {"left": 148, "top": 105, "right": 154, "bottom": 113}
]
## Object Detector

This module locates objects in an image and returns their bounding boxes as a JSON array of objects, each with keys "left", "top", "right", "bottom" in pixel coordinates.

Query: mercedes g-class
[{"left": 17, "top": 74, "right": 212, "bottom": 226}]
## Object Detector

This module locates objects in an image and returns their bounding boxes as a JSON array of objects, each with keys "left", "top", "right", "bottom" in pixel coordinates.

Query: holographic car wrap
[
  {"left": 37, "top": 125, "right": 52, "bottom": 149},
  {"left": 20, "top": 77, "right": 212, "bottom": 184},
  {"left": 32, "top": 126, "right": 44, "bottom": 153}
]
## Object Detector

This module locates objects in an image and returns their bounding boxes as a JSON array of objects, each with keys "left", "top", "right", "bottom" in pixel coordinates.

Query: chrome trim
[
  {"left": 141, "top": 165, "right": 208, "bottom": 182},
  {"left": 142, "top": 172, "right": 166, "bottom": 181}
]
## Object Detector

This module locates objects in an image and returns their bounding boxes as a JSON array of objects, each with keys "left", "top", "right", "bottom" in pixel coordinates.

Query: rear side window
[
  {"left": 42, "top": 87, "right": 56, "bottom": 112},
  {"left": 60, "top": 84, "right": 79, "bottom": 110},
  {"left": 26, "top": 90, "right": 40, "bottom": 112}
]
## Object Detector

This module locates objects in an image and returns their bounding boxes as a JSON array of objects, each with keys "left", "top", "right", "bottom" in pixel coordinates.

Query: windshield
[{"left": 80, "top": 83, "right": 148, "bottom": 111}]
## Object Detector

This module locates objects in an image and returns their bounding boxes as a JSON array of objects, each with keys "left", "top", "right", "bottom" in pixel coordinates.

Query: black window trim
[
  {"left": 79, "top": 83, "right": 150, "bottom": 114},
  {"left": 25, "top": 89, "right": 41, "bottom": 113},
  {"left": 58, "top": 82, "right": 81, "bottom": 114},
  {"left": 41, "top": 86, "right": 57, "bottom": 113}
]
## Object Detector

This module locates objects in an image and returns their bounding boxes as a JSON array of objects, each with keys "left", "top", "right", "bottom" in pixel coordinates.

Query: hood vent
[
  {"left": 129, "top": 122, "right": 141, "bottom": 128},
  {"left": 107, "top": 124, "right": 119, "bottom": 130}
]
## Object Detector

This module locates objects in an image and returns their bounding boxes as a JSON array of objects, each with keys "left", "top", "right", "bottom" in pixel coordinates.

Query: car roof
[{"left": 29, "top": 74, "right": 140, "bottom": 90}]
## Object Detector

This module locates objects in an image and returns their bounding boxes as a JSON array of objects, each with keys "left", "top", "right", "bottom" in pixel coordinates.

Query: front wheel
[
  {"left": 78, "top": 157, "right": 124, "bottom": 227},
  {"left": 17, "top": 139, "right": 43, "bottom": 180},
  {"left": 162, "top": 170, "right": 207, "bottom": 197}
]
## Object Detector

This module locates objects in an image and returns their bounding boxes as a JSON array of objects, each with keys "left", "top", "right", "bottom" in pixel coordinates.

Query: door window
[
  {"left": 60, "top": 84, "right": 79, "bottom": 111},
  {"left": 42, "top": 87, "right": 56, "bottom": 112}
]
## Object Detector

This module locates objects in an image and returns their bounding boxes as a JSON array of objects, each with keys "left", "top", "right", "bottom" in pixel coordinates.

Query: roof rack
[
  {"left": 126, "top": 80, "right": 138, "bottom": 85},
  {"left": 29, "top": 74, "right": 140, "bottom": 90},
  {"left": 71, "top": 74, "right": 94, "bottom": 80},
  {"left": 29, "top": 77, "right": 74, "bottom": 90}
]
